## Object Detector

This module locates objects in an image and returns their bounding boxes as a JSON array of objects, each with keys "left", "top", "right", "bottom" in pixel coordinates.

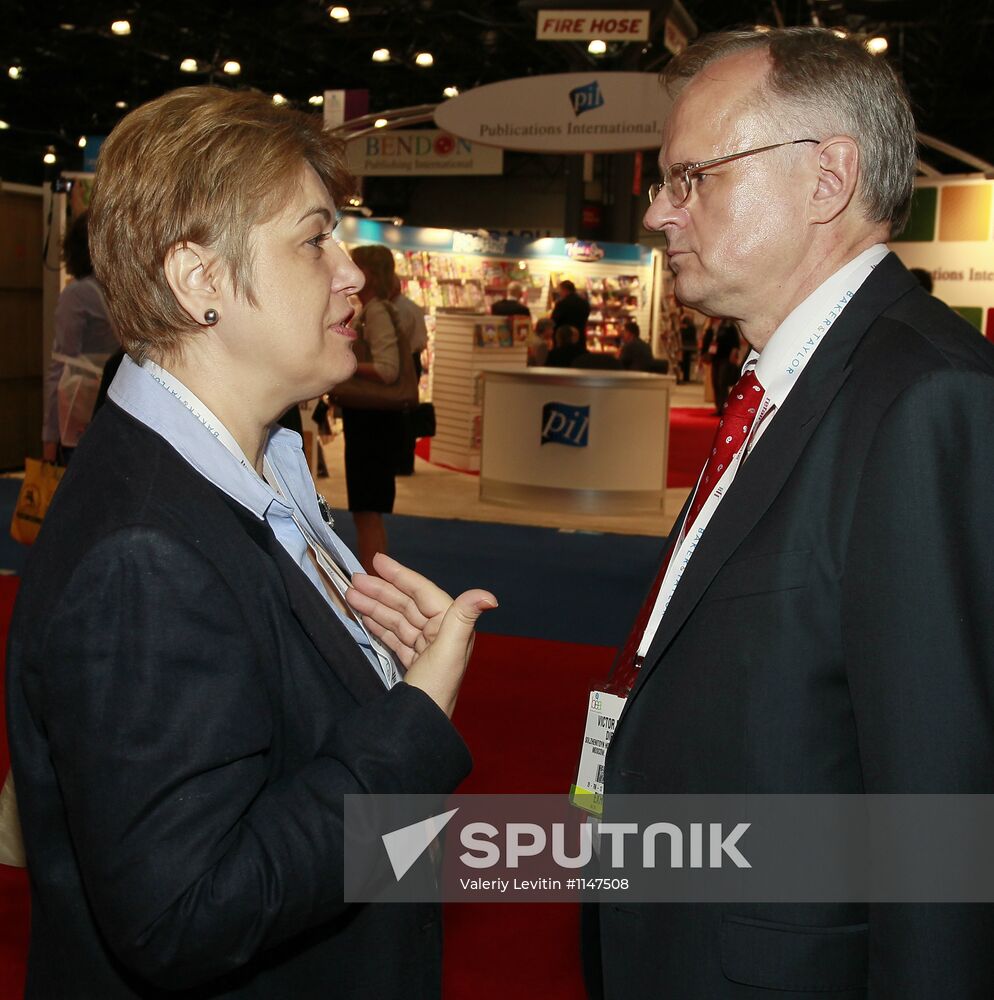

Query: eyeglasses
[{"left": 648, "top": 139, "right": 819, "bottom": 207}]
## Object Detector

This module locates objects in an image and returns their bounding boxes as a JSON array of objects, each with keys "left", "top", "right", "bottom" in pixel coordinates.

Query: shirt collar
[
  {"left": 107, "top": 354, "right": 297, "bottom": 520},
  {"left": 747, "top": 243, "right": 890, "bottom": 404}
]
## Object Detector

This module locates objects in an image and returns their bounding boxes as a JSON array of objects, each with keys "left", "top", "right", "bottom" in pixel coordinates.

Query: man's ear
[
  {"left": 809, "top": 136, "right": 860, "bottom": 224},
  {"left": 163, "top": 242, "right": 223, "bottom": 325}
]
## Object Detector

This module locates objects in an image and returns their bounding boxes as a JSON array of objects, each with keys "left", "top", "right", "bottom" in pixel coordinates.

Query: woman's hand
[{"left": 346, "top": 553, "right": 497, "bottom": 718}]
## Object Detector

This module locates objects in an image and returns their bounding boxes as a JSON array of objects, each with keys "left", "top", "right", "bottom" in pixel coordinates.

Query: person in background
[
  {"left": 8, "top": 85, "right": 494, "bottom": 998},
  {"left": 42, "top": 210, "right": 119, "bottom": 465},
  {"left": 545, "top": 324, "right": 578, "bottom": 367},
  {"left": 390, "top": 274, "right": 428, "bottom": 476},
  {"left": 551, "top": 279, "right": 590, "bottom": 346},
  {"left": 678, "top": 311, "right": 698, "bottom": 382},
  {"left": 710, "top": 317, "right": 742, "bottom": 413},
  {"left": 333, "top": 243, "right": 405, "bottom": 572},
  {"left": 590, "top": 26, "right": 994, "bottom": 997},
  {"left": 527, "top": 316, "right": 554, "bottom": 366},
  {"left": 618, "top": 319, "right": 654, "bottom": 371},
  {"left": 910, "top": 266, "right": 934, "bottom": 293},
  {"left": 490, "top": 280, "right": 531, "bottom": 318}
]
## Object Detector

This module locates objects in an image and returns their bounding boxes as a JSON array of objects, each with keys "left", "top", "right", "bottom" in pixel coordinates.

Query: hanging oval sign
[{"left": 434, "top": 72, "right": 669, "bottom": 154}]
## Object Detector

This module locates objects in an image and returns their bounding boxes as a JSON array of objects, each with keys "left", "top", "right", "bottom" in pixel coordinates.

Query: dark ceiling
[{"left": 1, "top": 0, "right": 991, "bottom": 188}]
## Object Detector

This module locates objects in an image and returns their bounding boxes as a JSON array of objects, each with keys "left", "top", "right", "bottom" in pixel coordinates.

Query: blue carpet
[
  {"left": 0, "top": 474, "right": 668, "bottom": 647},
  {"left": 330, "top": 510, "right": 668, "bottom": 648},
  {"left": 0, "top": 480, "right": 28, "bottom": 576}
]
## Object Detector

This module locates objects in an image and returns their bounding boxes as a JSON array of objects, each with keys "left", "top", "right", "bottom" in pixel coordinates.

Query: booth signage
[
  {"left": 323, "top": 89, "right": 369, "bottom": 130},
  {"left": 537, "top": 9, "right": 650, "bottom": 41},
  {"left": 541, "top": 402, "right": 590, "bottom": 448},
  {"left": 345, "top": 130, "right": 504, "bottom": 176},
  {"left": 891, "top": 179, "right": 994, "bottom": 343},
  {"left": 434, "top": 73, "right": 667, "bottom": 153}
]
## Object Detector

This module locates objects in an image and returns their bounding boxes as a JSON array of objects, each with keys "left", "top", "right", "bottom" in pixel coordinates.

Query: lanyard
[{"left": 632, "top": 249, "right": 887, "bottom": 667}]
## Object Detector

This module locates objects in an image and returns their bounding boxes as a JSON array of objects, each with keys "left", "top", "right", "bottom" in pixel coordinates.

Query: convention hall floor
[{"left": 316, "top": 380, "right": 707, "bottom": 539}]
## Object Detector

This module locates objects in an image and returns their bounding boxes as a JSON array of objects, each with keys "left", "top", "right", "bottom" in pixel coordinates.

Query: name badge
[{"left": 570, "top": 689, "right": 626, "bottom": 816}]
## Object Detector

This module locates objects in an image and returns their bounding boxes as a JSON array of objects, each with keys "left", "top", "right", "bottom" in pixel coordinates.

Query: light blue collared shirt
[{"left": 108, "top": 354, "right": 395, "bottom": 687}]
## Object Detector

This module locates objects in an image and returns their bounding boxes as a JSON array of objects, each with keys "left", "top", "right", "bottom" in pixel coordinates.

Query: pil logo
[
  {"left": 569, "top": 80, "right": 604, "bottom": 117},
  {"left": 541, "top": 402, "right": 590, "bottom": 448}
]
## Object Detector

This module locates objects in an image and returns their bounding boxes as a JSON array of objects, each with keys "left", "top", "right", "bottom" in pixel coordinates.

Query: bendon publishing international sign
[
  {"left": 434, "top": 73, "right": 667, "bottom": 154},
  {"left": 345, "top": 130, "right": 504, "bottom": 176}
]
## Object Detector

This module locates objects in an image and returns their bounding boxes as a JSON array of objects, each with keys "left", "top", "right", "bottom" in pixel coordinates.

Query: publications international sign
[
  {"left": 434, "top": 73, "right": 669, "bottom": 154},
  {"left": 345, "top": 130, "right": 504, "bottom": 177}
]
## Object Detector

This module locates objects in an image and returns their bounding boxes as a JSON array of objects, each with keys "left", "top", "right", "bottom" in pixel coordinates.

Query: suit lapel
[
  {"left": 624, "top": 254, "right": 917, "bottom": 714},
  {"left": 259, "top": 523, "right": 387, "bottom": 705}
]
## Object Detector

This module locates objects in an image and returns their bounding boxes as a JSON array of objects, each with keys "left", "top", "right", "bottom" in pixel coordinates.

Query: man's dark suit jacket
[
  {"left": 6, "top": 402, "right": 471, "bottom": 997},
  {"left": 592, "top": 255, "right": 994, "bottom": 998},
  {"left": 552, "top": 291, "right": 591, "bottom": 338}
]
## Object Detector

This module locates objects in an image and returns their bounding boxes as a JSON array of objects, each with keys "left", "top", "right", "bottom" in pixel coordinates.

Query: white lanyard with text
[{"left": 635, "top": 249, "right": 886, "bottom": 663}]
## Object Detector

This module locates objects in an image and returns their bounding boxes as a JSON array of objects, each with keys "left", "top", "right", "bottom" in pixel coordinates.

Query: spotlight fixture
[
  {"left": 587, "top": 39, "right": 607, "bottom": 55},
  {"left": 111, "top": 20, "right": 131, "bottom": 36},
  {"left": 8, "top": 66, "right": 23, "bottom": 80},
  {"left": 415, "top": 51, "right": 434, "bottom": 67},
  {"left": 59, "top": 23, "right": 75, "bottom": 30},
  {"left": 308, "top": 94, "right": 324, "bottom": 106},
  {"left": 374, "top": 118, "right": 388, "bottom": 128},
  {"left": 442, "top": 85, "right": 459, "bottom": 98},
  {"left": 0, "top": 120, "right": 10, "bottom": 130},
  {"left": 115, "top": 100, "right": 128, "bottom": 109},
  {"left": 77, "top": 135, "right": 87, "bottom": 148},
  {"left": 832, "top": 29, "right": 847, "bottom": 39},
  {"left": 329, "top": 5, "right": 350, "bottom": 21},
  {"left": 372, "top": 48, "right": 391, "bottom": 62},
  {"left": 222, "top": 60, "right": 241, "bottom": 75},
  {"left": 180, "top": 58, "right": 198, "bottom": 72},
  {"left": 43, "top": 148, "right": 56, "bottom": 165},
  {"left": 865, "top": 36, "right": 888, "bottom": 55},
  {"left": 272, "top": 93, "right": 287, "bottom": 105}
]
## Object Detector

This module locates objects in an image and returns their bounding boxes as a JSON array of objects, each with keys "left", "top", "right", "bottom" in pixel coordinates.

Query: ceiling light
[
  {"left": 180, "top": 58, "right": 198, "bottom": 72},
  {"left": 865, "top": 36, "right": 888, "bottom": 55},
  {"left": 442, "top": 85, "right": 459, "bottom": 98},
  {"left": 587, "top": 39, "right": 607, "bottom": 55},
  {"left": 308, "top": 94, "right": 324, "bottom": 106},
  {"left": 111, "top": 20, "right": 131, "bottom": 36},
  {"left": 8, "top": 66, "right": 23, "bottom": 80},
  {"left": 60, "top": 23, "right": 75, "bottom": 30},
  {"left": 415, "top": 51, "right": 434, "bottom": 67},
  {"left": 753, "top": 25, "right": 771, "bottom": 33},
  {"left": 329, "top": 5, "right": 350, "bottom": 20},
  {"left": 77, "top": 135, "right": 87, "bottom": 148},
  {"left": 0, "top": 120, "right": 10, "bottom": 130},
  {"left": 832, "top": 29, "right": 847, "bottom": 39},
  {"left": 222, "top": 60, "right": 241, "bottom": 75},
  {"left": 393, "top": 218, "right": 403, "bottom": 226},
  {"left": 374, "top": 118, "right": 388, "bottom": 128},
  {"left": 372, "top": 48, "right": 391, "bottom": 62},
  {"left": 115, "top": 100, "right": 128, "bottom": 109},
  {"left": 348, "top": 196, "right": 363, "bottom": 206},
  {"left": 272, "top": 93, "right": 287, "bottom": 105},
  {"left": 43, "top": 149, "right": 56, "bottom": 165}
]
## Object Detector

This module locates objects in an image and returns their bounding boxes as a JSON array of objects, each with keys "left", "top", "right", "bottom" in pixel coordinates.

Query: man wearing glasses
[{"left": 589, "top": 26, "right": 994, "bottom": 998}]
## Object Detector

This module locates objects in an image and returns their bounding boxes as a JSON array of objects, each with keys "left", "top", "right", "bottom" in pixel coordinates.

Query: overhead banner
[
  {"left": 537, "top": 9, "right": 650, "bottom": 41},
  {"left": 345, "top": 130, "right": 504, "bottom": 176},
  {"left": 434, "top": 73, "right": 667, "bottom": 154}
]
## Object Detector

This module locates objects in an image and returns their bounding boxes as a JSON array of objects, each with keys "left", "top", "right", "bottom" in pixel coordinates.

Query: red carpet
[
  {"left": 0, "top": 582, "right": 614, "bottom": 999},
  {"left": 667, "top": 406, "right": 719, "bottom": 488},
  {"left": 1, "top": 576, "right": 28, "bottom": 1000},
  {"left": 417, "top": 407, "right": 716, "bottom": 489}
]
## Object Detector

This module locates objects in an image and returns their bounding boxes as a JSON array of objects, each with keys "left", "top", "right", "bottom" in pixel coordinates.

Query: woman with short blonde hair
[{"left": 8, "top": 85, "right": 494, "bottom": 998}]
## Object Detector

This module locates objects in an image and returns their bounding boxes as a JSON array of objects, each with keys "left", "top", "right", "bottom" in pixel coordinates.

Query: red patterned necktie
[
  {"left": 605, "top": 368, "right": 766, "bottom": 695},
  {"left": 684, "top": 368, "right": 765, "bottom": 533}
]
